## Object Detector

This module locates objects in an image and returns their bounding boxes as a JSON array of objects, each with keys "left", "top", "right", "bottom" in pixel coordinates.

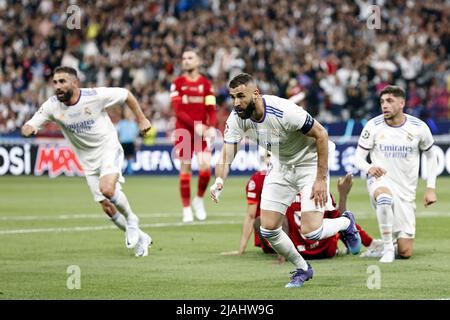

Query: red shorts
[{"left": 173, "top": 126, "right": 208, "bottom": 160}]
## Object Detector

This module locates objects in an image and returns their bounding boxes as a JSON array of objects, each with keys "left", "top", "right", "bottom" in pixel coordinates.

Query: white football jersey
[
  {"left": 224, "top": 95, "right": 318, "bottom": 167},
  {"left": 26, "top": 87, "right": 128, "bottom": 172},
  {"left": 357, "top": 114, "right": 434, "bottom": 201}
]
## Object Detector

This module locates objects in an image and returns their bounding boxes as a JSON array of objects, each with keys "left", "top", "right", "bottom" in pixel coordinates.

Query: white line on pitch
[
  {"left": 0, "top": 212, "right": 242, "bottom": 221},
  {"left": 0, "top": 220, "right": 242, "bottom": 235}
]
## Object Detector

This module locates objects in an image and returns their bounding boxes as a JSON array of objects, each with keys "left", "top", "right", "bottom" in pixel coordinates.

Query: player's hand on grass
[
  {"left": 311, "top": 177, "right": 327, "bottom": 208},
  {"left": 424, "top": 188, "right": 437, "bottom": 207},
  {"left": 338, "top": 173, "right": 353, "bottom": 196},
  {"left": 138, "top": 118, "right": 152, "bottom": 136},
  {"left": 21, "top": 124, "right": 38, "bottom": 137},
  {"left": 368, "top": 166, "right": 386, "bottom": 178},
  {"left": 220, "top": 250, "right": 241, "bottom": 256},
  {"left": 210, "top": 177, "right": 224, "bottom": 203}
]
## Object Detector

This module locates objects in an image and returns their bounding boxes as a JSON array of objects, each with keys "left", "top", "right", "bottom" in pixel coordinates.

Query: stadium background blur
[{"left": 0, "top": 0, "right": 449, "bottom": 138}]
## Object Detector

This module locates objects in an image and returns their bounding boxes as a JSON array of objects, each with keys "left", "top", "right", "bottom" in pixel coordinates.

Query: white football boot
[
  {"left": 182, "top": 206, "right": 194, "bottom": 223},
  {"left": 125, "top": 214, "right": 140, "bottom": 249},
  {"left": 192, "top": 196, "right": 207, "bottom": 221},
  {"left": 379, "top": 246, "right": 395, "bottom": 263},
  {"left": 135, "top": 231, "right": 152, "bottom": 257},
  {"left": 360, "top": 239, "right": 384, "bottom": 258}
]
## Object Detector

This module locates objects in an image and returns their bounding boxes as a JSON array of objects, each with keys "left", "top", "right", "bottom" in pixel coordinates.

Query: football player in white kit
[
  {"left": 21, "top": 66, "right": 153, "bottom": 257},
  {"left": 354, "top": 85, "right": 437, "bottom": 263},
  {"left": 210, "top": 73, "right": 362, "bottom": 288}
]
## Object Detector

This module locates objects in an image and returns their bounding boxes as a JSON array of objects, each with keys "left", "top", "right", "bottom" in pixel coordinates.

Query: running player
[
  {"left": 210, "top": 73, "right": 362, "bottom": 288},
  {"left": 21, "top": 66, "right": 152, "bottom": 257}
]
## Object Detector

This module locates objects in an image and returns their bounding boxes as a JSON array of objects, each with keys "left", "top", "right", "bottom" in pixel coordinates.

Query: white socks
[
  {"left": 111, "top": 212, "right": 126, "bottom": 231},
  {"left": 303, "top": 217, "right": 351, "bottom": 241},
  {"left": 110, "top": 188, "right": 135, "bottom": 219},
  {"left": 376, "top": 194, "right": 394, "bottom": 251},
  {"left": 260, "top": 226, "right": 308, "bottom": 271}
]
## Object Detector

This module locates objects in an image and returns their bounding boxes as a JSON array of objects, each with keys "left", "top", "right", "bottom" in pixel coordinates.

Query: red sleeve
[
  {"left": 170, "top": 79, "right": 194, "bottom": 129},
  {"left": 204, "top": 79, "right": 217, "bottom": 127},
  {"left": 246, "top": 172, "right": 264, "bottom": 204}
]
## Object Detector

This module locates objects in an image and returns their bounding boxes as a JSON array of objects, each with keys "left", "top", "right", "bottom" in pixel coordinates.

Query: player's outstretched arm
[
  {"left": 423, "top": 147, "right": 437, "bottom": 207},
  {"left": 21, "top": 124, "right": 38, "bottom": 137},
  {"left": 337, "top": 173, "right": 353, "bottom": 213},
  {"left": 124, "top": 91, "right": 152, "bottom": 136},
  {"left": 306, "top": 120, "right": 328, "bottom": 207},
  {"left": 210, "top": 143, "right": 238, "bottom": 203}
]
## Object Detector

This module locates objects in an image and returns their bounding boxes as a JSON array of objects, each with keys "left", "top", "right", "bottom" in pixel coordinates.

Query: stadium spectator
[{"left": 0, "top": 0, "right": 449, "bottom": 135}]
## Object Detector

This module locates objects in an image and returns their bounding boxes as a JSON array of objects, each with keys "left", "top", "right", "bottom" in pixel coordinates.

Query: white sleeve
[
  {"left": 419, "top": 122, "right": 434, "bottom": 151},
  {"left": 354, "top": 146, "right": 372, "bottom": 174},
  {"left": 223, "top": 113, "right": 244, "bottom": 144},
  {"left": 357, "top": 121, "right": 375, "bottom": 150},
  {"left": 96, "top": 87, "right": 128, "bottom": 109},
  {"left": 26, "top": 100, "right": 53, "bottom": 129},
  {"left": 424, "top": 147, "right": 437, "bottom": 189},
  {"left": 283, "top": 104, "right": 314, "bottom": 134}
]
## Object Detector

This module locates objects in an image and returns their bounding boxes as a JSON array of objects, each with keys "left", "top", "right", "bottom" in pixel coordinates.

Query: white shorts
[
  {"left": 260, "top": 162, "right": 334, "bottom": 214},
  {"left": 367, "top": 175, "right": 416, "bottom": 239},
  {"left": 85, "top": 145, "right": 125, "bottom": 202}
]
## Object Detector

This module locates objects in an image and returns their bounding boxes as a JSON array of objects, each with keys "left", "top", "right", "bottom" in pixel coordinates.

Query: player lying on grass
[
  {"left": 222, "top": 172, "right": 382, "bottom": 260},
  {"left": 21, "top": 66, "right": 152, "bottom": 257}
]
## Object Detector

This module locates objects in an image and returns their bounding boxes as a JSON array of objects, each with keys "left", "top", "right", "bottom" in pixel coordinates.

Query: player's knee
[
  {"left": 397, "top": 247, "right": 413, "bottom": 259},
  {"left": 100, "top": 185, "right": 115, "bottom": 199}
]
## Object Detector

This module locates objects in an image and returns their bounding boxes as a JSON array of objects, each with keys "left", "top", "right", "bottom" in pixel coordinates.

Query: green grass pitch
[{"left": 0, "top": 175, "right": 449, "bottom": 300}]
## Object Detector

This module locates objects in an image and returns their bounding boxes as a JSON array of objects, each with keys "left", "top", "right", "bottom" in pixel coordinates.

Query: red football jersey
[
  {"left": 246, "top": 171, "right": 268, "bottom": 250},
  {"left": 170, "top": 75, "right": 216, "bottom": 130},
  {"left": 246, "top": 170, "right": 339, "bottom": 258},
  {"left": 285, "top": 196, "right": 340, "bottom": 259}
]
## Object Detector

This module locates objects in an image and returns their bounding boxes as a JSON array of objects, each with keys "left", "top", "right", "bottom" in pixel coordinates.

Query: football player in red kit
[
  {"left": 170, "top": 49, "right": 217, "bottom": 223},
  {"left": 222, "top": 172, "right": 382, "bottom": 259}
]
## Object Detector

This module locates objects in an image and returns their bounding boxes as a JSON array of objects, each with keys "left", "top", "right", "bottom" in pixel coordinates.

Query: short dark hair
[
  {"left": 229, "top": 73, "right": 255, "bottom": 89},
  {"left": 379, "top": 85, "right": 406, "bottom": 100},
  {"left": 54, "top": 66, "right": 78, "bottom": 78}
]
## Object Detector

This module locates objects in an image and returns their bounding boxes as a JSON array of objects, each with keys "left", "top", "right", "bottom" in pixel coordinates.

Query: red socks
[
  {"left": 180, "top": 172, "right": 191, "bottom": 207},
  {"left": 197, "top": 169, "right": 211, "bottom": 197}
]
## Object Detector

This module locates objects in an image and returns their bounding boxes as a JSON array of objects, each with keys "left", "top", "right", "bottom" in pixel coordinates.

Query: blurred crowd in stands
[{"left": 0, "top": 0, "right": 449, "bottom": 137}]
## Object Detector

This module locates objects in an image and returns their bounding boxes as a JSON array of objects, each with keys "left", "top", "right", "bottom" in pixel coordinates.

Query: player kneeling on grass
[
  {"left": 354, "top": 85, "right": 438, "bottom": 263},
  {"left": 211, "top": 73, "right": 362, "bottom": 288},
  {"left": 21, "top": 66, "right": 152, "bottom": 257},
  {"left": 222, "top": 172, "right": 383, "bottom": 261}
]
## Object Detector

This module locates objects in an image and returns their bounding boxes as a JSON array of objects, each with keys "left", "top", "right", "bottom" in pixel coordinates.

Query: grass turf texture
[{"left": 0, "top": 176, "right": 449, "bottom": 299}]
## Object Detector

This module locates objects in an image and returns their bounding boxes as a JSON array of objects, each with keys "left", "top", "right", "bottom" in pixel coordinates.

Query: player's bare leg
[
  {"left": 192, "top": 151, "right": 211, "bottom": 221},
  {"left": 374, "top": 187, "right": 395, "bottom": 263},
  {"left": 301, "top": 210, "right": 361, "bottom": 255},
  {"left": 396, "top": 238, "right": 413, "bottom": 259},
  {"left": 180, "top": 161, "right": 194, "bottom": 223},
  {"left": 99, "top": 173, "right": 141, "bottom": 249},
  {"left": 101, "top": 199, "right": 126, "bottom": 231},
  {"left": 260, "top": 210, "right": 313, "bottom": 288}
]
